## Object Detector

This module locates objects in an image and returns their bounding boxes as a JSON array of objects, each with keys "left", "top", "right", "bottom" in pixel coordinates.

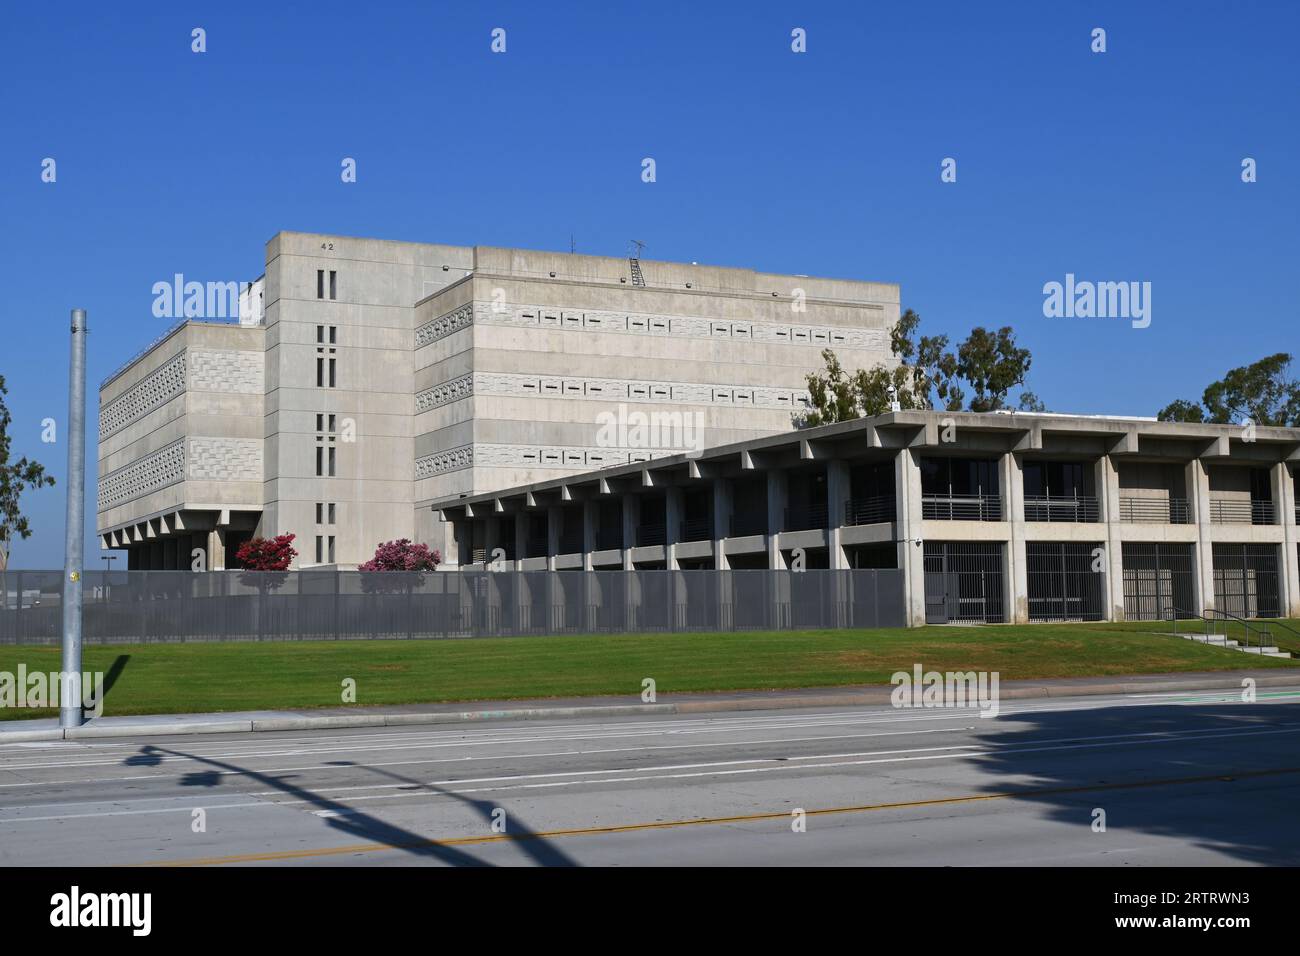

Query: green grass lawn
[{"left": 2, "top": 621, "right": 1296, "bottom": 721}]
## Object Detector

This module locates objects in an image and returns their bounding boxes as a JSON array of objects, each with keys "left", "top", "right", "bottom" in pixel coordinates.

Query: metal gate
[
  {"left": 1121, "top": 542, "right": 1197, "bottom": 620},
  {"left": 1026, "top": 542, "right": 1104, "bottom": 622},
  {"left": 923, "top": 542, "right": 1005, "bottom": 624},
  {"left": 1212, "top": 543, "right": 1280, "bottom": 618}
]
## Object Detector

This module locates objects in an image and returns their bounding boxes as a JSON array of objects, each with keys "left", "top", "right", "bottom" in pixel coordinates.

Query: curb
[{"left": 2, "top": 672, "right": 1295, "bottom": 744}]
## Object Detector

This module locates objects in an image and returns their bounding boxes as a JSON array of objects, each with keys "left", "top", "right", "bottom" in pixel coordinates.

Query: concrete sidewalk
[{"left": 1, "top": 668, "right": 1294, "bottom": 744}]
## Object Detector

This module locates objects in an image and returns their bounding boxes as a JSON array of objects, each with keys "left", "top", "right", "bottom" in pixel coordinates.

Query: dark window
[
  {"left": 329, "top": 271, "right": 337, "bottom": 300},
  {"left": 316, "top": 270, "right": 324, "bottom": 299}
]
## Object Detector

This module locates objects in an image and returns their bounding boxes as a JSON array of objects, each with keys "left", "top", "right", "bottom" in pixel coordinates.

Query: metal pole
[{"left": 61, "top": 308, "right": 87, "bottom": 728}]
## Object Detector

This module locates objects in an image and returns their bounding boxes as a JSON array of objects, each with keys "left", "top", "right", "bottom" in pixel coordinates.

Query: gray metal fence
[{"left": 0, "top": 569, "right": 905, "bottom": 644}]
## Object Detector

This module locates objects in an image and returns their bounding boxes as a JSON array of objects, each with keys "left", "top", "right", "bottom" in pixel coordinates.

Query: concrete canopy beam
[
  {"left": 1197, "top": 434, "right": 1232, "bottom": 459},
  {"left": 1108, "top": 430, "right": 1140, "bottom": 455}
]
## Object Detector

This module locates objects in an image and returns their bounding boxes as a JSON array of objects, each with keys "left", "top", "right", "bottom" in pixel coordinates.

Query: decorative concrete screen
[{"left": 0, "top": 569, "right": 905, "bottom": 644}]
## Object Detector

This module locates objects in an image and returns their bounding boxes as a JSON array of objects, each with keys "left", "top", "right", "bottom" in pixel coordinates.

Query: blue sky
[{"left": 2, "top": 0, "right": 1296, "bottom": 567}]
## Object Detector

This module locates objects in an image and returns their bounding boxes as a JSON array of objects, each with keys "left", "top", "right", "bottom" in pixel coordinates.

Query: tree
[
  {"left": 955, "top": 326, "right": 1033, "bottom": 412},
  {"left": 1158, "top": 353, "right": 1300, "bottom": 426},
  {"left": 1156, "top": 399, "right": 1206, "bottom": 424},
  {"left": 358, "top": 539, "right": 441, "bottom": 571},
  {"left": 0, "top": 375, "right": 56, "bottom": 571},
  {"left": 802, "top": 349, "right": 859, "bottom": 427},
  {"left": 798, "top": 312, "right": 1035, "bottom": 426},
  {"left": 236, "top": 533, "right": 298, "bottom": 571},
  {"left": 1018, "top": 391, "right": 1047, "bottom": 413}
]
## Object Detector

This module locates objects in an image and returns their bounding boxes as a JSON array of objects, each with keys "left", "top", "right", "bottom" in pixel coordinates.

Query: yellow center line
[{"left": 131, "top": 763, "right": 1300, "bottom": 867}]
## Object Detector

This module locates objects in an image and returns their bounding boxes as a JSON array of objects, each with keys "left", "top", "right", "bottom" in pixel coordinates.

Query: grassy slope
[{"left": 2, "top": 622, "right": 1295, "bottom": 720}]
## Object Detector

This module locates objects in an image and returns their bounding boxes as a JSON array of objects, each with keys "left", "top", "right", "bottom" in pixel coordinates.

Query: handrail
[
  {"left": 1203, "top": 607, "right": 1272, "bottom": 651},
  {"left": 1163, "top": 606, "right": 1214, "bottom": 641}
]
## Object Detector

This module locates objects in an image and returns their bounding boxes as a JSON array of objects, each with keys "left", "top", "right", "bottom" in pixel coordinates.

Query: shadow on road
[
  {"left": 124, "top": 743, "right": 577, "bottom": 866},
  {"left": 966, "top": 699, "right": 1300, "bottom": 865}
]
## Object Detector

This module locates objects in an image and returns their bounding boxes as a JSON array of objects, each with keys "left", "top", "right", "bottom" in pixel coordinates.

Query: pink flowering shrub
[
  {"left": 358, "top": 539, "right": 441, "bottom": 571},
  {"left": 358, "top": 539, "right": 441, "bottom": 594}
]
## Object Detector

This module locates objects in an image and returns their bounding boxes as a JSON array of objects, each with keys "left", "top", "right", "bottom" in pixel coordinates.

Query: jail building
[
  {"left": 96, "top": 232, "right": 899, "bottom": 569},
  {"left": 436, "top": 410, "right": 1300, "bottom": 627}
]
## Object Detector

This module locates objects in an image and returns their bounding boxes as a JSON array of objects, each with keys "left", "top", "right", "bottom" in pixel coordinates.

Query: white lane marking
[
  {"left": 305, "top": 723, "right": 1300, "bottom": 806},
  {"left": 264, "top": 722, "right": 1300, "bottom": 798},
  {"left": 4, "top": 689, "right": 1296, "bottom": 769},
  {"left": 0, "top": 724, "right": 983, "bottom": 790},
  {"left": 2, "top": 722, "right": 1296, "bottom": 823}
]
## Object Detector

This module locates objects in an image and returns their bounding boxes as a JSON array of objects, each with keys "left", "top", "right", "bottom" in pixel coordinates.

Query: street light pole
[{"left": 61, "top": 308, "right": 87, "bottom": 729}]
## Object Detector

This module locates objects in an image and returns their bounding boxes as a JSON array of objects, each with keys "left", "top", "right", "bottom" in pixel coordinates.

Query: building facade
[
  {"left": 437, "top": 411, "right": 1300, "bottom": 626},
  {"left": 96, "top": 232, "right": 899, "bottom": 569}
]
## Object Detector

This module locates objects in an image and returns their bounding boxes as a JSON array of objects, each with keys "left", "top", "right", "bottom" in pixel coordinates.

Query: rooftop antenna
[
  {"left": 630, "top": 239, "right": 646, "bottom": 259},
  {"left": 570, "top": 234, "right": 576, "bottom": 254}
]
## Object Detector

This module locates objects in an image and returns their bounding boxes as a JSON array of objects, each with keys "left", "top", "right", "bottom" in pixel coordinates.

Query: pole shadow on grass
[
  {"left": 964, "top": 698, "right": 1300, "bottom": 865},
  {"left": 123, "top": 744, "right": 577, "bottom": 867},
  {"left": 101, "top": 654, "right": 130, "bottom": 701}
]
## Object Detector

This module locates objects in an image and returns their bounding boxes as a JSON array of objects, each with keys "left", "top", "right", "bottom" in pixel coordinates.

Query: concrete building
[
  {"left": 96, "top": 232, "right": 899, "bottom": 569},
  {"left": 438, "top": 410, "right": 1300, "bottom": 626}
]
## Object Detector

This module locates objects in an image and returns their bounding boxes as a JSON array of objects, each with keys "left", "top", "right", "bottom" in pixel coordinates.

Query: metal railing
[
  {"left": 921, "top": 493, "right": 1002, "bottom": 521},
  {"left": 1023, "top": 494, "right": 1100, "bottom": 523},
  {"left": 1202, "top": 607, "right": 1273, "bottom": 651},
  {"left": 784, "top": 502, "right": 829, "bottom": 532},
  {"left": 1208, "top": 498, "right": 1275, "bottom": 525},
  {"left": 635, "top": 523, "right": 666, "bottom": 547},
  {"left": 524, "top": 536, "right": 549, "bottom": 559},
  {"left": 844, "top": 495, "right": 896, "bottom": 526},
  {"left": 558, "top": 529, "right": 584, "bottom": 554},
  {"left": 595, "top": 528, "right": 623, "bottom": 551},
  {"left": 1117, "top": 496, "right": 1191, "bottom": 524},
  {"left": 679, "top": 517, "right": 712, "bottom": 542},
  {"left": 0, "top": 568, "right": 908, "bottom": 643},
  {"left": 729, "top": 512, "right": 767, "bottom": 537}
]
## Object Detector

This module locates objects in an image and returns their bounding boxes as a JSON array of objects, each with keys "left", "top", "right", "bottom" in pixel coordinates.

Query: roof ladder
[{"left": 629, "top": 258, "right": 646, "bottom": 287}]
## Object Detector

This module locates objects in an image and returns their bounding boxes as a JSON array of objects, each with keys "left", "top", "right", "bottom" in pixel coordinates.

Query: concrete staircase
[{"left": 1162, "top": 630, "right": 1292, "bottom": 658}]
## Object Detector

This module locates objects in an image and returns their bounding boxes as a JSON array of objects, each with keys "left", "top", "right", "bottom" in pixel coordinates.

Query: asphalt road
[{"left": 2, "top": 687, "right": 1299, "bottom": 866}]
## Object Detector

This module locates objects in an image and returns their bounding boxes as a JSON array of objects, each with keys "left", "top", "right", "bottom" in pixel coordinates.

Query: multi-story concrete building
[
  {"left": 96, "top": 232, "right": 899, "bottom": 569},
  {"left": 438, "top": 411, "right": 1300, "bottom": 626}
]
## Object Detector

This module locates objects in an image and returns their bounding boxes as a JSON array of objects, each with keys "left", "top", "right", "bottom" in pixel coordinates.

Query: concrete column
[
  {"left": 514, "top": 514, "right": 528, "bottom": 571},
  {"left": 545, "top": 506, "right": 561, "bottom": 572},
  {"left": 1188, "top": 459, "right": 1215, "bottom": 616},
  {"left": 582, "top": 500, "right": 597, "bottom": 571},
  {"left": 665, "top": 486, "right": 683, "bottom": 571},
  {"left": 711, "top": 478, "right": 732, "bottom": 627},
  {"left": 712, "top": 478, "right": 732, "bottom": 571},
  {"left": 483, "top": 516, "right": 501, "bottom": 571},
  {"left": 1273, "top": 462, "right": 1300, "bottom": 617},
  {"left": 621, "top": 495, "right": 640, "bottom": 570},
  {"left": 766, "top": 469, "right": 787, "bottom": 570},
  {"left": 1002, "top": 452, "right": 1028, "bottom": 624},
  {"left": 206, "top": 528, "right": 226, "bottom": 571},
  {"left": 826, "top": 460, "right": 850, "bottom": 570},
  {"left": 1099, "top": 456, "right": 1125, "bottom": 620},
  {"left": 582, "top": 500, "right": 597, "bottom": 630},
  {"left": 894, "top": 449, "right": 926, "bottom": 627}
]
